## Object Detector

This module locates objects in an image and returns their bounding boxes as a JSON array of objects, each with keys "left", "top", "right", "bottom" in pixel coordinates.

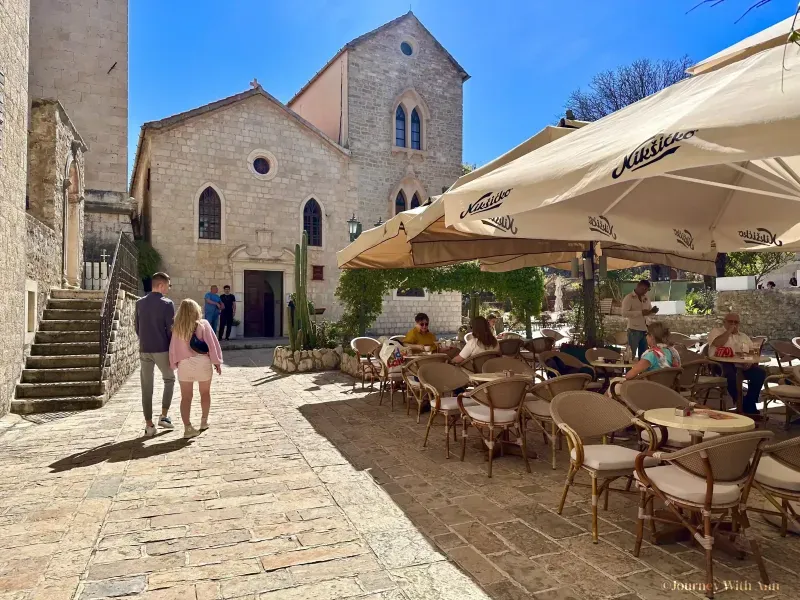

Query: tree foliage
[
  {"left": 335, "top": 264, "right": 545, "bottom": 337},
  {"left": 725, "top": 252, "right": 796, "bottom": 285},
  {"left": 565, "top": 56, "right": 693, "bottom": 122}
]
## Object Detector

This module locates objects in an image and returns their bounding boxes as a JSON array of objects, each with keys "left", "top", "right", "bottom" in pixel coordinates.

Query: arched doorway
[
  {"left": 243, "top": 270, "right": 281, "bottom": 337},
  {"left": 63, "top": 160, "right": 81, "bottom": 287}
]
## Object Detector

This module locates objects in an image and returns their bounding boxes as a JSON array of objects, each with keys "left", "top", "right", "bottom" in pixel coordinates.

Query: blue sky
[{"left": 129, "top": 0, "right": 796, "bottom": 176}]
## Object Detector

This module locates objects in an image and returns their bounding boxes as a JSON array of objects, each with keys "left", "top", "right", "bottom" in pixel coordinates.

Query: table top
[
  {"left": 468, "top": 371, "right": 535, "bottom": 383},
  {"left": 589, "top": 360, "right": 639, "bottom": 369},
  {"left": 709, "top": 354, "right": 770, "bottom": 366},
  {"left": 643, "top": 407, "right": 755, "bottom": 433}
]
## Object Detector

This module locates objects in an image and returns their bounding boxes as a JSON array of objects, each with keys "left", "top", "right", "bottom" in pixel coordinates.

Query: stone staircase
[{"left": 12, "top": 289, "right": 106, "bottom": 414}]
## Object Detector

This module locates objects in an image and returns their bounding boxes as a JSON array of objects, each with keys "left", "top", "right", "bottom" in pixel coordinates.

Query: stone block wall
[
  {"left": 371, "top": 291, "right": 462, "bottom": 335},
  {"left": 604, "top": 314, "right": 720, "bottom": 339},
  {"left": 104, "top": 290, "right": 140, "bottom": 399},
  {"left": 25, "top": 213, "right": 62, "bottom": 348},
  {"left": 716, "top": 290, "right": 800, "bottom": 341},
  {"left": 0, "top": 0, "right": 31, "bottom": 416},
  {"left": 272, "top": 346, "right": 341, "bottom": 373}
]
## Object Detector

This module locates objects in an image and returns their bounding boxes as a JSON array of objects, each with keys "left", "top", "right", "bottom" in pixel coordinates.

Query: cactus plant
[{"left": 289, "top": 231, "right": 318, "bottom": 351}]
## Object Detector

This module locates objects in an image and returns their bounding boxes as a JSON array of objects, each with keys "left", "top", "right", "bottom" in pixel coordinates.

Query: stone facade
[
  {"left": 273, "top": 346, "right": 342, "bottom": 373},
  {"left": 716, "top": 290, "right": 800, "bottom": 341},
  {"left": 372, "top": 291, "right": 462, "bottom": 335},
  {"left": 604, "top": 314, "right": 719, "bottom": 339},
  {"left": 131, "top": 13, "right": 466, "bottom": 338},
  {"left": 25, "top": 213, "right": 62, "bottom": 344},
  {"left": 0, "top": 0, "right": 31, "bottom": 415},
  {"left": 104, "top": 290, "right": 140, "bottom": 398}
]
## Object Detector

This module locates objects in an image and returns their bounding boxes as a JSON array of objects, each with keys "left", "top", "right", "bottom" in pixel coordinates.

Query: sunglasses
[{"left": 419, "top": 322, "right": 429, "bottom": 327}]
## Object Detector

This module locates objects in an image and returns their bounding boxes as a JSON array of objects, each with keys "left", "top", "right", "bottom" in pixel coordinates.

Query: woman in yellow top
[{"left": 404, "top": 313, "right": 437, "bottom": 350}]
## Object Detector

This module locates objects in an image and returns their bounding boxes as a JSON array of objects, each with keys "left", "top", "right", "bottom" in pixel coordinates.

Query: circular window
[
  {"left": 253, "top": 157, "right": 270, "bottom": 175},
  {"left": 400, "top": 41, "right": 413, "bottom": 56}
]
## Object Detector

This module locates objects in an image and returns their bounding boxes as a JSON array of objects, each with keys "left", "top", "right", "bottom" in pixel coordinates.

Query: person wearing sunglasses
[
  {"left": 403, "top": 313, "right": 437, "bottom": 351},
  {"left": 708, "top": 313, "right": 766, "bottom": 415}
]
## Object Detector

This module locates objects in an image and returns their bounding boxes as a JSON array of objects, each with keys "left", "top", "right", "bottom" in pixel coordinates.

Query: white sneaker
[
  {"left": 144, "top": 424, "right": 157, "bottom": 437},
  {"left": 158, "top": 416, "right": 174, "bottom": 430},
  {"left": 199, "top": 420, "right": 209, "bottom": 431},
  {"left": 183, "top": 425, "right": 200, "bottom": 438}
]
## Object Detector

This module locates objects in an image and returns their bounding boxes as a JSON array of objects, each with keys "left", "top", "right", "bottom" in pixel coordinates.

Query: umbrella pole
[{"left": 583, "top": 242, "right": 597, "bottom": 348}]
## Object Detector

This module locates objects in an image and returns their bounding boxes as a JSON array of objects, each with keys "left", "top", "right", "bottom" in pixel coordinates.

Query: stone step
[
  {"left": 30, "top": 342, "right": 100, "bottom": 356},
  {"left": 10, "top": 396, "right": 105, "bottom": 415},
  {"left": 50, "top": 289, "right": 105, "bottom": 300},
  {"left": 35, "top": 331, "right": 99, "bottom": 344},
  {"left": 21, "top": 367, "right": 101, "bottom": 383},
  {"left": 26, "top": 354, "right": 100, "bottom": 369},
  {"left": 48, "top": 298, "right": 103, "bottom": 311},
  {"left": 43, "top": 309, "right": 101, "bottom": 321},
  {"left": 38, "top": 319, "right": 100, "bottom": 332},
  {"left": 15, "top": 381, "right": 103, "bottom": 399}
]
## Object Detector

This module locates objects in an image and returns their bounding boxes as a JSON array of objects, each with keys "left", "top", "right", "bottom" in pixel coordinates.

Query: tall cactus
[{"left": 290, "top": 231, "right": 317, "bottom": 351}]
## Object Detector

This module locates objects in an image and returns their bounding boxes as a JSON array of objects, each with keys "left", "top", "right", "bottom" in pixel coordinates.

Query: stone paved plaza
[{"left": 1, "top": 350, "right": 800, "bottom": 599}]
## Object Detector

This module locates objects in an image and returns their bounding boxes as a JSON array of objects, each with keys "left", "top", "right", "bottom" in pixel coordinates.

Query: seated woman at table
[
  {"left": 451, "top": 316, "right": 499, "bottom": 365},
  {"left": 621, "top": 322, "right": 682, "bottom": 381},
  {"left": 403, "top": 313, "right": 437, "bottom": 352}
]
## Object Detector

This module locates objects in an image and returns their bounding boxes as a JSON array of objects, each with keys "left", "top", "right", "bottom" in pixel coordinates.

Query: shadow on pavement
[{"left": 48, "top": 432, "right": 192, "bottom": 472}]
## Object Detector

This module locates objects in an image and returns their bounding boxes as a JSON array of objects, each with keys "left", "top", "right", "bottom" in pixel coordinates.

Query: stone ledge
[{"left": 273, "top": 346, "right": 342, "bottom": 373}]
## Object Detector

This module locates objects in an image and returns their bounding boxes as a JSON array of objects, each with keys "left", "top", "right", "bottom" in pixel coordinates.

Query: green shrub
[{"left": 686, "top": 288, "right": 716, "bottom": 315}]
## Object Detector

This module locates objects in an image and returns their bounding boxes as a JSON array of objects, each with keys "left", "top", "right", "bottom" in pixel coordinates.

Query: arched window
[
  {"left": 410, "top": 193, "right": 420, "bottom": 209},
  {"left": 198, "top": 187, "right": 221, "bottom": 240},
  {"left": 303, "top": 198, "right": 322, "bottom": 247},
  {"left": 410, "top": 109, "right": 421, "bottom": 150},
  {"left": 395, "top": 191, "right": 407, "bottom": 215},
  {"left": 395, "top": 106, "right": 406, "bottom": 147}
]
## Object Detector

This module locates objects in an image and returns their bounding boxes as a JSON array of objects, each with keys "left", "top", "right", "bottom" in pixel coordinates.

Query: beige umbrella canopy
[
  {"left": 687, "top": 13, "right": 799, "bottom": 76},
  {"left": 442, "top": 45, "right": 800, "bottom": 254}
]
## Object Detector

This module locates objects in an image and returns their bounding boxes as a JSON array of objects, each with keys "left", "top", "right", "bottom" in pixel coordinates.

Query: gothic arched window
[
  {"left": 395, "top": 191, "right": 407, "bottom": 215},
  {"left": 410, "top": 109, "right": 421, "bottom": 150},
  {"left": 303, "top": 198, "right": 322, "bottom": 247},
  {"left": 395, "top": 106, "right": 406, "bottom": 147},
  {"left": 410, "top": 193, "right": 421, "bottom": 209},
  {"left": 198, "top": 187, "right": 221, "bottom": 240}
]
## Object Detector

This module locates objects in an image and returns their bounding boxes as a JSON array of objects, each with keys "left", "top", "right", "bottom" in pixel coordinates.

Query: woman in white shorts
[{"left": 169, "top": 299, "right": 223, "bottom": 438}]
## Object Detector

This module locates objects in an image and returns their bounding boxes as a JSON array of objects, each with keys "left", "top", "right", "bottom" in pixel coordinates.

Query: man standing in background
[
  {"left": 135, "top": 272, "right": 176, "bottom": 437},
  {"left": 218, "top": 285, "right": 236, "bottom": 340},
  {"left": 621, "top": 279, "right": 659, "bottom": 358},
  {"left": 204, "top": 285, "right": 223, "bottom": 332}
]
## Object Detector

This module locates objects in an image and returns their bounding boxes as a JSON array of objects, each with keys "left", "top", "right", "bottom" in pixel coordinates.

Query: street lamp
[
  {"left": 374, "top": 216, "right": 384, "bottom": 227},
  {"left": 347, "top": 213, "right": 362, "bottom": 242}
]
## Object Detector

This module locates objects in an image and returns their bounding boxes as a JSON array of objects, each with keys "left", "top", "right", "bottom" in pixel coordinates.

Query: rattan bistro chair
[
  {"left": 550, "top": 391, "right": 659, "bottom": 542},
  {"left": 523, "top": 374, "right": 591, "bottom": 469},
  {"left": 458, "top": 376, "right": 531, "bottom": 477},
  {"left": 460, "top": 350, "right": 501, "bottom": 374},
  {"left": 609, "top": 367, "right": 683, "bottom": 401},
  {"left": 538, "top": 351, "right": 602, "bottom": 391},
  {"left": 350, "top": 337, "right": 381, "bottom": 390},
  {"left": 746, "top": 435, "right": 800, "bottom": 536},
  {"left": 762, "top": 365, "right": 800, "bottom": 429},
  {"left": 771, "top": 340, "right": 800, "bottom": 374},
  {"left": 482, "top": 356, "right": 534, "bottom": 376},
  {"left": 586, "top": 347, "right": 623, "bottom": 389},
  {"left": 402, "top": 355, "right": 450, "bottom": 423},
  {"left": 418, "top": 363, "right": 473, "bottom": 459},
  {"left": 498, "top": 338, "right": 525, "bottom": 358},
  {"left": 634, "top": 431, "right": 774, "bottom": 598},
  {"left": 523, "top": 337, "right": 555, "bottom": 373}
]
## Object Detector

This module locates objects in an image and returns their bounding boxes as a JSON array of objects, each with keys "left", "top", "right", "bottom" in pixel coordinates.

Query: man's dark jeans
[
  {"left": 722, "top": 363, "right": 766, "bottom": 414},
  {"left": 219, "top": 312, "right": 234, "bottom": 340}
]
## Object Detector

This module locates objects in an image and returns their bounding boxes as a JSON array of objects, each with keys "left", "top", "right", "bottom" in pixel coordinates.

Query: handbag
[
  {"left": 714, "top": 346, "right": 734, "bottom": 358},
  {"left": 190, "top": 332, "right": 209, "bottom": 354}
]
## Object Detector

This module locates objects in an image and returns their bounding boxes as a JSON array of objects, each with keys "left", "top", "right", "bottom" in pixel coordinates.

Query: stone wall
[
  {"left": 84, "top": 191, "right": 135, "bottom": 254},
  {"left": 604, "top": 314, "right": 720, "bottom": 339},
  {"left": 272, "top": 346, "right": 342, "bottom": 373},
  {"left": 0, "top": 0, "right": 31, "bottom": 416},
  {"left": 716, "top": 290, "right": 800, "bottom": 341},
  {"left": 25, "top": 213, "right": 62, "bottom": 346},
  {"left": 104, "top": 290, "right": 139, "bottom": 399},
  {"left": 29, "top": 0, "right": 128, "bottom": 195},
  {"left": 371, "top": 291, "right": 462, "bottom": 336}
]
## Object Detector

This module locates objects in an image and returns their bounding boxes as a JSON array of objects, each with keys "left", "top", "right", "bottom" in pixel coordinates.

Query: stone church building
[
  {"left": 0, "top": 0, "right": 132, "bottom": 415},
  {"left": 130, "top": 12, "right": 466, "bottom": 337}
]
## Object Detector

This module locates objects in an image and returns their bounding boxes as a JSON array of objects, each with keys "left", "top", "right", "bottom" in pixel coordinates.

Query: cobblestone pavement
[{"left": 1, "top": 350, "right": 800, "bottom": 600}]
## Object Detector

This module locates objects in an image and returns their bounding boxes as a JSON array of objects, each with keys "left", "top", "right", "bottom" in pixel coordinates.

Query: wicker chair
[
  {"left": 482, "top": 356, "right": 534, "bottom": 376},
  {"left": 618, "top": 380, "right": 720, "bottom": 450},
  {"left": 523, "top": 337, "right": 555, "bottom": 373},
  {"left": 609, "top": 367, "right": 683, "bottom": 401},
  {"left": 498, "top": 337, "right": 525, "bottom": 358},
  {"left": 389, "top": 335, "right": 406, "bottom": 345},
  {"left": 538, "top": 350, "right": 602, "bottom": 391},
  {"left": 771, "top": 340, "right": 800, "bottom": 374},
  {"left": 751, "top": 335, "right": 768, "bottom": 353},
  {"left": 634, "top": 431, "right": 774, "bottom": 597},
  {"left": 668, "top": 332, "right": 697, "bottom": 348},
  {"left": 673, "top": 343, "right": 700, "bottom": 364},
  {"left": 541, "top": 328, "right": 566, "bottom": 346},
  {"left": 550, "top": 390, "right": 658, "bottom": 542},
  {"left": 418, "top": 363, "right": 473, "bottom": 459},
  {"left": 460, "top": 350, "right": 502, "bottom": 374},
  {"left": 377, "top": 343, "right": 406, "bottom": 411},
  {"left": 523, "top": 374, "right": 591, "bottom": 469},
  {"left": 402, "top": 355, "right": 450, "bottom": 423},
  {"left": 605, "top": 330, "right": 629, "bottom": 349},
  {"left": 745, "top": 435, "right": 800, "bottom": 536},
  {"left": 350, "top": 337, "right": 381, "bottom": 390},
  {"left": 502, "top": 332, "right": 524, "bottom": 340},
  {"left": 458, "top": 375, "right": 531, "bottom": 477},
  {"left": 762, "top": 365, "right": 800, "bottom": 429}
]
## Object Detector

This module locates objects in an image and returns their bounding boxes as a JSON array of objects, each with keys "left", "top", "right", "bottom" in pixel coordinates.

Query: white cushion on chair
[
  {"left": 768, "top": 385, "right": 800, "bottom": 399},
  {"left": 696, "top": 375, "right": 727, "bottom": 386},
  {"left": 463, "top": 404, "right": 518, "bottom": 424},
  {"left": 407, "top": 376, "right": 421, "bottom": 389},
  {"left": 641, "top": 427, "right": 721, "bottom": 448},
  {"left": 636, "top": 465, "right": 740, "bottom": 505},
  {"left": 524, "top": 395, "right": 551, "bottom": 418},
  {"left": 570, "top": 445, "right": 658, "bottom": 471},
  {"left": 756, "top": 456, "right": 800, "bottom": 491}
]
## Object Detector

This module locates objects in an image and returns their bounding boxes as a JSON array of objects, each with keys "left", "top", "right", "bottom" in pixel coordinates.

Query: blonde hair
[
  {"left": 646, "top": 321, "right": 671, "bottom": 344},
  {"left": 173, "top": 299, "right": 202, "bottom": 341}
]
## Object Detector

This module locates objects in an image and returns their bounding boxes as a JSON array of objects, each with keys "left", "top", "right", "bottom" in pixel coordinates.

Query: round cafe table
[
  {"left": 710, "top": 354, "right": 771, "bottom": 414},
  {"left": 467, "top": 371, "right": 535, "bottom": 384},
  {"left": 588, "top": 360, "right": 639, "bottom": 370},
  {"left": 643, "top": 407, "right": 755, "bottom": 445}
]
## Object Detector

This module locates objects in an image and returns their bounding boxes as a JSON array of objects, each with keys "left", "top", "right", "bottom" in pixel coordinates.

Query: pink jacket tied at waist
[{"left": 169, "top": 319, "right": 223, "bottom": 370}]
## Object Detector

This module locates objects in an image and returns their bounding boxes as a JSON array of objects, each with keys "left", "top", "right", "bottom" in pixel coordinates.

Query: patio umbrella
[
  {"left": 441, "top": 44, "right": 800, "bottom": 255},
  {"left": 686, "top": 13, "right": 799, "bottom": 76}
]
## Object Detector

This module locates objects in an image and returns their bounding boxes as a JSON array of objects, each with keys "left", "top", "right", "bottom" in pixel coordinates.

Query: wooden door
[
  {"left": 263, "top": 285, "right": 275, "bottom": 337},
  {"left": 244, "top": 271, "right": 265, "bottom": 337}
]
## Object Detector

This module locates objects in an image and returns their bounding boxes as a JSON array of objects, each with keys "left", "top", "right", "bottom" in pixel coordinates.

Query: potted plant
[
  {"left": 135, "top": 240, "right": 162, "bottom": 293},
  {"left": 230, "top": 318, "right": 241, "bottom": 340}
]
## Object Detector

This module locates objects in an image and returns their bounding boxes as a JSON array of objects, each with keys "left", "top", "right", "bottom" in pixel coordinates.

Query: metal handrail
[{"left": 99, "top": 232, "right": 138, "bottom": 366}]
